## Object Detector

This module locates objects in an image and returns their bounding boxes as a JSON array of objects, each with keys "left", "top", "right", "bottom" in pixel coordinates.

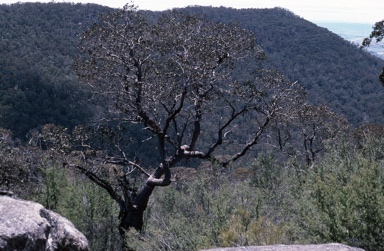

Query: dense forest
[
  {"left": 1, "top": 3, "right": 384, "bottom": 251},
  {"left": 0, "top": 3, "right": 383, "bottom": 139},
  {"left": 181, "top": 6, "right": 384, "bottom": 125},
  {"left": 0, "top": 2, "right": 113, "bottom": 138}
]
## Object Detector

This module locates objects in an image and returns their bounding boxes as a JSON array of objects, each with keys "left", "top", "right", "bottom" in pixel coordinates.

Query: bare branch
[
  {"left": 204, "top": 106, "right": 249, "bottom": 158},
  {"left": 105, "top": 157, "right": 151, "bottom": 178},
  {"left": 223, "top": 114, "right": 272, "bottom": 167},
  {"left": 67, "top": 164, "right": 122, "bottom": 203}
]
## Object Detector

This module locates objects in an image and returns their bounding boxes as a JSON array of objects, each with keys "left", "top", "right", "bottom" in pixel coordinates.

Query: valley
[{"left": 317, "top": 22, "right": 384, "bottom": 59}]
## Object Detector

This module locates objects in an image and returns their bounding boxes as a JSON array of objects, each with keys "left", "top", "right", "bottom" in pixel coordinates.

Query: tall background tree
[
  {"left": 363, "top": 20, "right": 384, "bottom": 85},
  {"left": 73, "top": 5, "right": 305, "bottom": 241}
]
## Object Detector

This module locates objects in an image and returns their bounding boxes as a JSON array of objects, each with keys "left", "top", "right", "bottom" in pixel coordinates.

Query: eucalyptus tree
[
  {"left": 362, "top": 20, "right": 384, "bottom": 84},
  {"left": 363, "top": 20, "right": 384, "bottom": 47},
  {"left": 73, "top": 5, "right": 304, "bottom": 237},
  {"left": 297, "top": 105, "right": 348, "bottom": 168}
]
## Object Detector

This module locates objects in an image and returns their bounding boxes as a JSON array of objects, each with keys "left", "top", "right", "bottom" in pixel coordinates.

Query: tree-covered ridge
[
  {"left": 0, "top": 2, "right": 112, "bottom": 138},
  {"left": 0, "top": 2, "right": 110, "bottom": 65},
  {"left": 0, "top": 3, "right": 383, "bottom": 139},
  {"left": 181, "top": 6, "right": 384, "bottom": 125}
]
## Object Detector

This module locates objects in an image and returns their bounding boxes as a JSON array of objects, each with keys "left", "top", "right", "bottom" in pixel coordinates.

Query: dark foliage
[
  {"left": 362, "top": 20, "right": 384, "bottom": 85},
  {"left": 1, "top": 3, "right": 383, "bottom": 139},
  {"left": 0, "top": 2, "right": 113, "bottom": 139}
]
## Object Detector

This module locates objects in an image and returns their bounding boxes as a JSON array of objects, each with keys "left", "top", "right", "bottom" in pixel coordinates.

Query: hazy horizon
[{"left": 0, "top": 0, "right": 383, "bottom": 24}]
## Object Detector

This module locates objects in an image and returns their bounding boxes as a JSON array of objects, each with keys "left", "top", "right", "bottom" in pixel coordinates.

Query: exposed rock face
[
  {"left": 0, "top": 196, "right": 89, "bottom": 251},
  {"left": 201, "top": 243, "right": 365, "bottom": 251}
]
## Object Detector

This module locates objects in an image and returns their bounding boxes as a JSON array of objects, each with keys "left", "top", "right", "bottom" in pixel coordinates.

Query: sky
[{"left": 0, "top": 0, "right": 383, "bottom": 24}]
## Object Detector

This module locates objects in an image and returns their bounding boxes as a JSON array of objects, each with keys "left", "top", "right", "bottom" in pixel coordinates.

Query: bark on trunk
[
  {"left": 118, "top": 164, "right": 169, "bottom": 235},
  {"left": 119, "top": 184, "right": 154, "bottom": 234}
]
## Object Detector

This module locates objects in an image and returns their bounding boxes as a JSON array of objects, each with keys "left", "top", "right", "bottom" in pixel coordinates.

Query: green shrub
[{"left": 299, "top": 137, "right": 384, "bottom": 251}]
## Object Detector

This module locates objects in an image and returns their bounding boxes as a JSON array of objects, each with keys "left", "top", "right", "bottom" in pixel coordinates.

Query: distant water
[{"left": 316, "top": 22, "right": 384, "bottom": 60}]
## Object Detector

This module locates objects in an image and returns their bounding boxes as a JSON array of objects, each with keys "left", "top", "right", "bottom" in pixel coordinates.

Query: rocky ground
[
  {"left": 0, "top": 195, "right": 89, "bottom": 251},
  {"left": 201, "top": 243, "right": 365, "bottom": 251}
]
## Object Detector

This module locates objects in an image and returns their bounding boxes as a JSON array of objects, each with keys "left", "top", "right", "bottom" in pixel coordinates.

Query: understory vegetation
[{"left": 14, "top": 131, "right": 382, "bottom": 251}]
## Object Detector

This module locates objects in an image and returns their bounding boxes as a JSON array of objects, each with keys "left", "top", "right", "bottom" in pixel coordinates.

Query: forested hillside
[
  {"left": 0, "top": 3, "right": 383, "bottom": 139},
  {"left": 0, "top": 2, "right": 112, "bottom": 138},
  {"left": 181, "top": 6, "right": 384, "bottom": 125}
]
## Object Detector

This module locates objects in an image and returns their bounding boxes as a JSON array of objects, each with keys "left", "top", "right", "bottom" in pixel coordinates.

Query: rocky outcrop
[
  {"left": 201, "top": 243, "right": 365, "bottom": 251},
  {"left": 0, "top": 195, "right": 89, "bottom": 251}
]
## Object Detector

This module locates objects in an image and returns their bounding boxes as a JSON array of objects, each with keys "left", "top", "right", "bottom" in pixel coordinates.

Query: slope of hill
[
  {"left": 181, "top": 6, "right": 384, "bottom": 125},
  {"left": 0, "top": 2, "right": 112, "bottom": 138},
  {"left": 0, "top": 3, "right": 383, "bottom": 139}
]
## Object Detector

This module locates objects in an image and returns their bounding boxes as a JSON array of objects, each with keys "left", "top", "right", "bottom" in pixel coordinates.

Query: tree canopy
[
  {"left": 363, "top": 20, "right": 384, "bottom": 85},
  {"left": 74, "top": 5, "right": 305, "bottom": 237}
]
